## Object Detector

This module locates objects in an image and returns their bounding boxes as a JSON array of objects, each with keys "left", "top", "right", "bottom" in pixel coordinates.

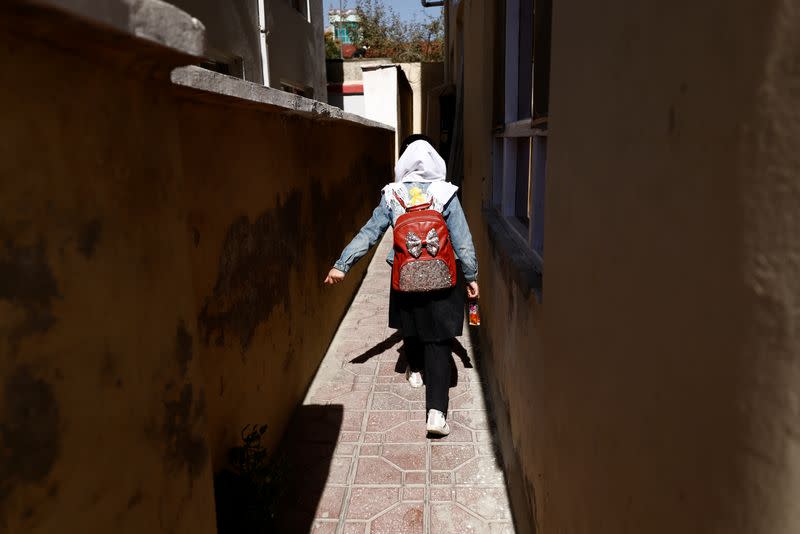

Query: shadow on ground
[
  {"left": 465, "top": 324, "right": 533, "bottom": 533},
  {"left": 349, "top": 330, "right": 403, "bottom": 364},
  {"left": 270, "top": 404, "right": 345, "bottom": 532},
  {"left": 350, "top": 333, "right": 473, "bottom": 387}
]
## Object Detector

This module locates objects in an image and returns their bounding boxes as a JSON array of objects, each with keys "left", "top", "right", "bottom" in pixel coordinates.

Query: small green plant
[
  {"left": 217, "top": 424, "right": 286, "bottom": 533},
  {"left": 325, "top": 32, "right": 342, "bottom": 59}
]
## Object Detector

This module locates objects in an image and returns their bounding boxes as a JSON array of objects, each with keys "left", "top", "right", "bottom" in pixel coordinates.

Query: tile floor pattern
[{"left": 282, "top": 234, "right": 515, "bottom": 534}]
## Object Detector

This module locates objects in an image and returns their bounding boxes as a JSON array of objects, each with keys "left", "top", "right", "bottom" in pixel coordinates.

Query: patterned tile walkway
[{"left": 279, "top": 233, "right": 515, "bottom": 534}]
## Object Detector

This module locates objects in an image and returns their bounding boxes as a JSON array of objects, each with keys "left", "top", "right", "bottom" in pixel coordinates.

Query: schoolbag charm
[{"left": 391, "top": 191, "right": 457, "bottom": 292}]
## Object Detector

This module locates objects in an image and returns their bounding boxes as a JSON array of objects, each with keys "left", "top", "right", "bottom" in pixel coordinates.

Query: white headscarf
[{"left": 394, "top": 140, "right": 447, "bottom": 183}]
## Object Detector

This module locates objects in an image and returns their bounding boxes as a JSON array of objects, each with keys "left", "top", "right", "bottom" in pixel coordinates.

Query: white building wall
[
  {"left": 168, "top": 0, "right": 327, "bottom": 101},
  {"left": 363, "top": 66, "right": 400, "bottom": 160},
  {"left": 169, "top": 0, "right": 263, "bottom": 82},
  {"left": 343, "top": 94, "right": 366, "bottom": 117},
  {"left": 266, "top": 0, "right": 327, "bottom": 100}
]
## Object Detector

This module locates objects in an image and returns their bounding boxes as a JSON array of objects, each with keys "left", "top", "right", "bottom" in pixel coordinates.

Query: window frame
[
  {"left": 289, "top": 0, "right": 310, "bottom": 22},
  {"left": 492, "top": 0, "right": 548, "bottom": 274}
]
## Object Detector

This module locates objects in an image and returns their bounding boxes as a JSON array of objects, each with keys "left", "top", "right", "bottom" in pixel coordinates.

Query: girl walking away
[{"left": 324, "top": 136, "right": 479, "bottom": 436}]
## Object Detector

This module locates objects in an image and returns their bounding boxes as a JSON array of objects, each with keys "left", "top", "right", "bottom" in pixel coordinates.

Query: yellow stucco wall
[
  {"left": 177, "top": 101, "right": 391, "bottom": 466},
  {"left": 456, "top": 0, "right": 800, "bottom": 533},
  {"left": 0, "top": 30, "right": 218, "bottom": 534},
  {"left": 0, "top": 7, "right": 392, "bottom": 533}
]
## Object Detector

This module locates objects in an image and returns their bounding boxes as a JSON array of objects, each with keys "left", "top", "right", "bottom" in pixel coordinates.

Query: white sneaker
[
  {"left": 426, "top": 409, "right": 450, "bottom": 436},
  {"left": 406, "top": 368, "right": 423, "bottom": 388}
]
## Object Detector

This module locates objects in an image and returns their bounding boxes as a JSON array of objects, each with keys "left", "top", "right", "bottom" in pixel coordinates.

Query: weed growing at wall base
[{"left": 214, "top": 424, "right": 286, "bottom": 533}]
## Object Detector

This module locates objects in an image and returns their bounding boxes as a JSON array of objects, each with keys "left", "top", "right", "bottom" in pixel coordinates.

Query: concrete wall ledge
[
  {"left": 172, "top": 66, "right": 394, "bottom": 131},
  {"left": 7, "top": 0, "right": 205, "bottom": 57},
  {"left": 3, "top": 0, "right": 392, "bottom": 131}
]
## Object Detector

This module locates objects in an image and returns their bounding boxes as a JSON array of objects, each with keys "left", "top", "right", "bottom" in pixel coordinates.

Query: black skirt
[{"left": 388, "top": 262, "right": 466, "bottom": 342}]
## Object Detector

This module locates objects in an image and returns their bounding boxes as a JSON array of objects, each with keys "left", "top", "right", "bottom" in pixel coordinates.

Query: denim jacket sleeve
[
  {"left": 444, "top": 196, "right": 479, "bottom": 281},
  {"left": 333, "top": 198, "right": 392, "bottom": 273}
]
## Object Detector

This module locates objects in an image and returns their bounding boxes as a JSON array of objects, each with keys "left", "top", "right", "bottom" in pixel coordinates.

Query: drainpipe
[
  {"left": 420, "top": 0, "right": 445, "bottom": 6},
  {"left": 258, "top": 0, "right": 270, "bottom": 86}
]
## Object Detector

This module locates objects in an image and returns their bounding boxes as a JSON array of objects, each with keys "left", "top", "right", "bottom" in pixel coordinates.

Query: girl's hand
[
  {"left": 467, "top": 281, "right": 480, "bottom": 299},
  {"left": 324, "top": 268, "right": 346, "bottom": 285}
]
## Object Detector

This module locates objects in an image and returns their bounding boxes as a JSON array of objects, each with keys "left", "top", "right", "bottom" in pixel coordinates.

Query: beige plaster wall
[
  {"left": 399, "top": 62, "right": 444, "bottom": 136},
  {"left": 0, "top": 5, "right": 391, "bottom": 533},
  {"left": 326, "top": 60, "right": 443, "bottom": 135},
  {"left": 176, "top": 101, "right": 391, "bottom": 466},
  {"left": 0, "top": 30, "right": 217, "bottom": 534},
  {"left": 456, "top": 0, "right": 800, "bottom": 533}
]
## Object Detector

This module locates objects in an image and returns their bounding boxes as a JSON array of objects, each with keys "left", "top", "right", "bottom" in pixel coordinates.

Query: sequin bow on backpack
[{"left": 391, "top": 191, "right": 458, "bottom": 292}]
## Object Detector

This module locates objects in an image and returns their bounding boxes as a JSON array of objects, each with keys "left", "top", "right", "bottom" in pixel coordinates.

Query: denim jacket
[{"left": 334, "top": 182, "right": 478, "bottom": 281}]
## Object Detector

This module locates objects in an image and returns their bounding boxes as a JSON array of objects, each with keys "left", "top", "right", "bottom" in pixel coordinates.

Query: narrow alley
[
  {"left": 5, "top": 1, "right": 800, "bottom": 533},
  {"left": 277, "top": 234, "right": 515, "bottom": 533}
]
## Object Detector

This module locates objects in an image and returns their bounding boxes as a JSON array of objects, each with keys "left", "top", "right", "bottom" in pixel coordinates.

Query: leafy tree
[
  {"left": 353, "top": 0, "right": 443, "bottom": 62},
  {"left": 325, "top": 31, "right": 342, "bottom": 59}
]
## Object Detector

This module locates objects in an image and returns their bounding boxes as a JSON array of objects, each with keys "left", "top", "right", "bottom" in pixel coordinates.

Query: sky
[{"left": 323, "top": 0, "right": 443, "bottom": 27}]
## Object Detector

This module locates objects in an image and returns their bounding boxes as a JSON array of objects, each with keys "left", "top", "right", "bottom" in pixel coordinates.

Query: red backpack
[{"left": 391, "top": 191, "right": 458, "bottom": 292}]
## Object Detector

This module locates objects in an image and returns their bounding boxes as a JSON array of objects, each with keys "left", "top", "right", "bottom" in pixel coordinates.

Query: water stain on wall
[
  {"left": 282, "top": 346, "right": 295, "bottom": 372},
  {"left": 197, "top": 192, "right": 303, "bottom": 353},
  {"left": 0, "top": 366, "right": 60, "bottom": 509},
  {"left": 0, "top": 239, "right": 60, "bottom": 353},
  {"left": 175, "top": 320, "right": 193, "bottom": 378},
  {"left": 77, "top": 219, "right": 102, "bottom": 259},
  {"left": 99, "top": 350, "right": 125, "bottom": 389},
  {"left": 306, "top": 162, "right": 389, "bottom": 265},
  {"left": 196, "top": 158, "right": 388, "bottom": 357},
  {"left": 162, "top": 383, "right": 208, "bottom": 481},
  {"left": 156, "top": 322, "right": 208, "bottom": 481},
  {"left": 126, "top": 489, "right": 143, "bottom": 510}
]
